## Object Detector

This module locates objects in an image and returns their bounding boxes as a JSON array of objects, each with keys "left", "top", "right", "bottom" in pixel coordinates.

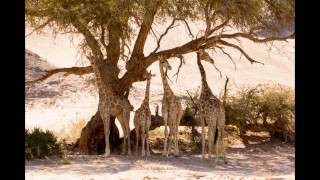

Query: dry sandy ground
[{"left": 25, "top": 143, "right": 294, "bottom": 180}]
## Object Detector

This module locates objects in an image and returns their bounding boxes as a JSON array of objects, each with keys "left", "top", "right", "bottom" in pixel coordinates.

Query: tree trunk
[{"left": 75, "top": 108, "right": 203, "bottom": 155}]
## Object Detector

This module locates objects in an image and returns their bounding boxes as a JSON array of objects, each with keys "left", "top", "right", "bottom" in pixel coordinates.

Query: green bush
[
  {"left": 225, "top": 84, "right": 295, "bottom": 141},
  {"left": 25, "top": 128, "right": 64, "bottom": 160}
]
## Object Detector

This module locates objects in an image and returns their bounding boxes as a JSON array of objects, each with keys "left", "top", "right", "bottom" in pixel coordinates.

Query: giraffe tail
[{"left": 214, "top": 128, "right": 219, "bottom": 145}]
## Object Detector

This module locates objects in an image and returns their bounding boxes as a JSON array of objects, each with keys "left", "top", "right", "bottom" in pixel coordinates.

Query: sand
[{"left": 25, "top": 142, "right": 294, "bottom": 180}]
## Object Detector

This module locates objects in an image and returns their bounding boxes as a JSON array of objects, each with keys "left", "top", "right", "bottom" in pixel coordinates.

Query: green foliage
[
  {"left": 25, "top": 128, "right": 64, "bottom": 160},
  {"left": 225, "top": 84, "right": 295, "bottom": 137},
  {"left": 25, "top": 0, "right": 294, "bottom": 40}
]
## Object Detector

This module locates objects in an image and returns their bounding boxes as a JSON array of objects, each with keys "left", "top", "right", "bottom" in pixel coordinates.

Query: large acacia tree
[{"left": 26, "top": 0, "right": 294, "bottom": 154}]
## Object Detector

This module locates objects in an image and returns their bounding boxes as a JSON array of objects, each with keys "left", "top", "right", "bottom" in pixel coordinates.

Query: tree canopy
[{"left": 26, "top": 0, "right": 294, "bottom": 94}]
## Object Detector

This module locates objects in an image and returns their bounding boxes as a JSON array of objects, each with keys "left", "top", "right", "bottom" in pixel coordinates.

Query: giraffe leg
[
  {"left": 119, "top": 112, "right": 132, "bottom": 155},
  {"left": 126, "top": 120, "right": 132, "bottom": 156},
  {"left": 101, "top": 111, "right": 111, "bottom": 156},
  {"left": 175, "top": 110, "right": 183, "bottom": 156},
  {"left": 168, "top": 128, "right": 173, "bottom": 156},
  {"left": 146, "top": 116, "right": 151, "bottom": 156},
  {"left": 146, "top": 128, "right": 150, "bottom": 156},
  {"left": 213, "top": 127, "right": 219, "bottom": 167},
  {"left": 174, "top": 127, "right": 179, "bottom": 156},
  {"left": 125, "top": 111, "right": 132, "bottom": 155},
  {"left": 208, "top": 126, "right": 213, "bottom": 163},
  {"left": 118, "top": 116, "right": 127, "bottom": 155},
  {"left": 141, "top": 122, "right": 146, "bottom": 157},
  {"left": 135, "top": 124, "right": 140, "bottom": 156},
  {"left": 222, "top": 127, "right": 227, "bottom": 164},
  {"left": 200, "top": 114, "right": 206, "bottom": 160},
  {"left": 162, "top": 110, "right": 169, "bottom": 156}
]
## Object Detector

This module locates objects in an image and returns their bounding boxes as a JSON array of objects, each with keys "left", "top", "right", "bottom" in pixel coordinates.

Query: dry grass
[{"left": 55, "top": 118, "right": 86, "bottom": 143}]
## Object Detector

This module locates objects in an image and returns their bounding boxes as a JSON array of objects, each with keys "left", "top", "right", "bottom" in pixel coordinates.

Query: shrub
[
  {"left": 225, "top": 84, "right": 295, "bottom": 142},
  {"left": 25, "top": 128, "right": 64, "bottom": 160},
  {"left": 183, "top": 83, "right": 295, "bottom": 143}
]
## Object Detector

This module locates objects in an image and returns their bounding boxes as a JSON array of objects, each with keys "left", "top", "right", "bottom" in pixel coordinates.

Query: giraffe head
[
  {"left": 143, "top": 70, "right": 156, "bottom": 80},
  {"left": 159, "top": 56, "right": 172, "bottom": 70},
  {"left": 198, "top": 49, "right": 214, "bottom": 64}
]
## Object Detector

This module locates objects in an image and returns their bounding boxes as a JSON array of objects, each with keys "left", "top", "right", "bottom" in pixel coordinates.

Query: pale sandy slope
[{"left": 25, "top": 21, "right": 294, "bottom": 132}]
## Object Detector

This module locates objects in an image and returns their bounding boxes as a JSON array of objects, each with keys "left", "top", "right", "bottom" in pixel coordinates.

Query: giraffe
[
  {"left": 134, "top": 71, "right": 154, "bottom": 156},
  {"left": 159, "top": 56, "right": 183, "bottom": 156},
  {"left": 87, "top": 56, "right": 133, "bottom": 156},
  {"left": 196, "top": 49, "right": 227, "bottom": 166}
]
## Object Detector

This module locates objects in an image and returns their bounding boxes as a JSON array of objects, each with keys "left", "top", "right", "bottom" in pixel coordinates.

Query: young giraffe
[
  {"left": 159, "top": 56, "right": 183, "bottom": 156},
  {"left": 134, "top": 71, "right": 154, "bottom": 156},
  {"left": 196, "top": 49, "right": 227, "bottom": 166},
  {"left": 87, "top": 56, "right": 133, "bottom": 156}
]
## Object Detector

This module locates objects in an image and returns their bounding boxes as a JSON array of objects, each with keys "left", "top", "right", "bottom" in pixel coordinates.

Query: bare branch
[
  {"left": 150, "top": 26, "right": 159, "bottom": 41},
  {"left": 212, "top": 61, "right": 223, "bottom": 78},
  {"left": 217, "top": 40, "right": 264, "bottom": 65},
  {"left": 172, "top": 55, "right": 185, "bottom": 82},
  {"left": 216, "top": 46, "right": 237, "bottom": 70},
  {"left": 151, "top": 18, "right": 176, "bottom": 54},
  {"left": 25, "top": 18, "right": 53, "bottom": 38},
  {"left": 208, "top": 19, "right": 230, "bottom": 36},
  {"left": 223, "top": 76, "right": 229, "bottom": 107},
  {"left": 179, "top": 19, "right": 194, "bottom": 39},
  {"left": 26, "top": 66, "right": 93, "bottom": 84},
  {"left": 186, "top": 90, "right": 198, "bottom": 110},
  {"left": 131, "top": 13, "right": 142, "bottom": 26},
  {"left": 220, "top": 32, "right": 295, "bottom": 43}
]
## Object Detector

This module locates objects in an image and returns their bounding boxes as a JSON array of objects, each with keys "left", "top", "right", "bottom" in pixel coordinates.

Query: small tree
[{"left": 26, "top": 0, "right": 294, "bottom": 154}]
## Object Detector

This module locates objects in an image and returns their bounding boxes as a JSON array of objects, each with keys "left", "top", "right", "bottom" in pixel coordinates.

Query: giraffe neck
[
  {"left": 197, "top": 53, "right": 210, "bottom": 90},
  {"left": 159, "top": 64, "right": 173, "bottom": 94},
  {"left": 143, "top": 78, "right": 151, "bottom": 104}
]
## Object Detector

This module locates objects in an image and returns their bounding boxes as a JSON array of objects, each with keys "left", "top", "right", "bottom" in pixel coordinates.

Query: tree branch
[
  {"left": 151, "top": 18, "right": 176, "bottom": 54},
  {"left": 25, "top": 18, "right": 53, "bottom": 38},
  {"left": 217, "top": 39, "right": 264, "bottom": 65},
  {"left": 71, "top": 19, "right": 104, "bottom": 62},
  {"left": 172, "top": 55, "right": 185, "bottom": 82},
  {"left": 216, "top": 46, "right": 237, "bottom": 70},
  {"left": 100, "top": 25, "right": 108, "bottom": 55},
  {"left": 131, "top": 0, "right": 163, "bottom": 56},
  {"left": 220, "top": 32, "right": 295, "bottom": 43},
  {"left": 179, "top": 19, "right": 194, "bottom": 39},
  {"left": 223, "top": 76, "right": 229, "bottom": 107},
  {"left": 26, "top": 66, "right": 93, "bottom": 84},
  {"left": 208, "top": 19, "right": 230, "bottom": 35}
]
